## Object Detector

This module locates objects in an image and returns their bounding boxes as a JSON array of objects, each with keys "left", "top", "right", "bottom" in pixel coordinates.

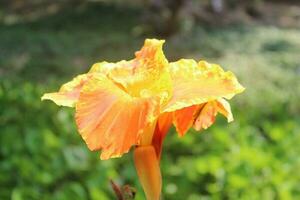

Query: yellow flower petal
[
  {"left": 75, "top": 74, "right": 159, "bottom": 160},
  {"left": 108, "top": 39, "right": 172, "bottom": 105},
  {"left": 193, "top": 98, "right": 233, "bottom": 131},
  {"left": 42, "top": 61, "right": 121, "bottom": 107},
  {"left": 163, "top": 59, "right": 245, "bottom": 112},
  {"left": 41, "top": 74, "right": 90, "bottom": 107},
  {"left": 193, "top": 101, "right": 218, "bottom": 131},
  {"left": 88, "top": 61, "right": 118, "bottom": 74},
  {"left": 216, "top": 98, "right": 233, "bottom": 122}
]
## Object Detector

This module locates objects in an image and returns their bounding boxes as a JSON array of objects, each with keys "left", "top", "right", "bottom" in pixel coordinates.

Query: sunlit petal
[
  {"left": 216, "top": 98, "right": 233, "bottom": 122},
  {"left": 75, "top": 75, "right": 159, "bottom": 160},
  {"left": 41, "top": 74, "right": 90, "bottom": 107},
  {"left": 163, "top": 59, "right": 245, "bottom": 112},
  {"left": 89, "top": 61, "right": 118, "bottom": 74},
  {"left": 108, "top": 39, "right": 173, "bottom": 105}
]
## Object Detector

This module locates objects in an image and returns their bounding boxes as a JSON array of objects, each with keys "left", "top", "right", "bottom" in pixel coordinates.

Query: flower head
[{"left": 42, "top": 38, "right": 244, "bottom": 200}]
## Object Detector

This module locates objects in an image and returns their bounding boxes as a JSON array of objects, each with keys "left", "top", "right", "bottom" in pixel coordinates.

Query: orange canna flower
[{"left": 42, "top": 39, "right": 244, "bottom": 200}]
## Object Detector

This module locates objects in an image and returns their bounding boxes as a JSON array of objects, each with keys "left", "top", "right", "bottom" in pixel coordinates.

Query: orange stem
[{"left": 134, "top": 145, "right": 162, "bottom": 200}]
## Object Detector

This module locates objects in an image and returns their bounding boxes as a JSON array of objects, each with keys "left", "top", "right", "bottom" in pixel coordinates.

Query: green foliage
[{"left": 1, "top": 4, "right": 300, "bottom": 200}]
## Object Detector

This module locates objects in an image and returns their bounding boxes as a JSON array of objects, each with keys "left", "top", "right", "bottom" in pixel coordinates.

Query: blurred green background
[{"left": 1, "top": 0, "right": 300, "bottom": 199}]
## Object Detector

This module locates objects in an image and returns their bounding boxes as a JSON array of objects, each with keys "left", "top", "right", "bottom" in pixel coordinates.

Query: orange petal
[
  {"left": 134, "top": 145, "right": 162, "bottom": 200},
  {"left": 193, "top": 98, "right": 233, "bottom": 131},
  {"left": 41, "top": 74, "right": 90, "bottom": 107},
  {"left": 75, "top": 75, "right": 158, "bottom": 160},
  {"left": 151, "top": 112, "right": 173, "bottom": 160},
  {"left": 134, "top": 39, "right": 167, "bottom": 70},
  {"left": 173, "top": 105, "right": 202, "bottom": 137},
  {"left": 194, "top": 101, "right": 218, "bottom": 131},
  {"left": 163, "top": 59, "right": 245, "bottom": 112}
]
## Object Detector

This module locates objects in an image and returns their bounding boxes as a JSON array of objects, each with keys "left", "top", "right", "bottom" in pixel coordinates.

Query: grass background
[{"left": 1, "top": 3, "right": 300, "bottom": 200}]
